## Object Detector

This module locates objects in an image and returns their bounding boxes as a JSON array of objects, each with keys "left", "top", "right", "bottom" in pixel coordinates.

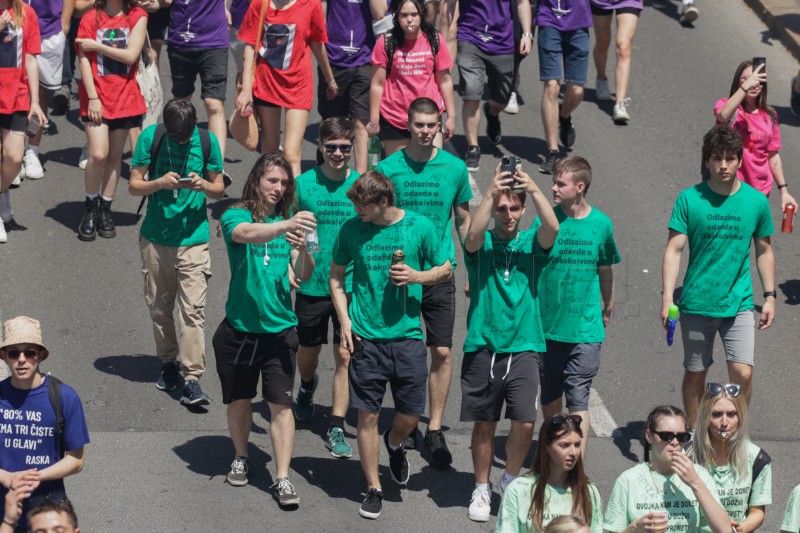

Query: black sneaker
[
  {"left": 78, "top": 196, "right": 99, "bottom": 242},
  {"left": 464, "top": 146, "right": 481, "bottom": 172},
  {"left": 180, "top": 380, "right": 210, "bottom": 406},
  {"left": 792, "top": 77, "right": 800, "bottom": 118},
  {"left": 402, "top": 426, "right": 418, "bottom": 450},
  {"left": 383, "top": 430, "right": 409, "bottom": 485},
  {"left": 272, "top": 477, "right": 300, "bottom": 507},
  {"left": 52, "top": 85, "right": 70, "bottom": 115},
  {"left": 359, "top": 488, "right": 383, "bottom": 519},
  {"left": 559, "top": 108, "right": 576, "bottom": 147},
  {"left": 484, "top": 101, "right": 502, "bottom": 145},
  {"left": 539, "top": 150, "right": 560, "bottom": 174},
  {"left": 96, "top": 197, "right": 116, "bottom": 238},
  {"left": 424, "top": 430, "right": 452, "bottom": 470},
  {"left": 156, "top": 362, "right": 180, "bottom": 391}
]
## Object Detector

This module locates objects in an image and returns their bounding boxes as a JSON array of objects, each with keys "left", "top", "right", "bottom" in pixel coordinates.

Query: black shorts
[
  {"left": 348, "top": 337, "right": 428, "bottom": 415},
  {"left": 212, "top": 319, "right": 298, "bottom": 405},
  {"left": 0, "top": 111, "right": 28, "bottom": 132},
  {"left": 295, "top": 293, "right": 342, "bottom": 347},
  {"left": 460, "top": 350, "right": 539, "bottom": 422},
  {"left": 318, "top": 64, "right": 371, "bottom": 122},
  {"left": 253, "top": 95, "right": 280, "bottom": 108},
  {"left": 147, "top": 6, "right": 171, "bottom": 42},
  {"left": 421, "top": 275, "right": 456, "bottom": 347},
  {"left": 539, "top": 340, "right": 601, "bottom": 411},
  {"left": 379, "top": 114, "right": 410, "bottom": 141},
  {"left": 81, "top": 114, "right": 143, "bottom": 131},
  {"left": 167, "top": 47, "right": 228, "bottom": 101},
  {"left": 590, "top": 4, "right": 642, "bottom": 16}
]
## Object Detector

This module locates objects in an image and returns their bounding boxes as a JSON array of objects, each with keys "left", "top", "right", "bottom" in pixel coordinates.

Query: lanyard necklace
[
  {"left": 491, "top": 230, "right": 519, "bottom": 283},
  {"left": 647, "top": 463, "right": 681, "bottom": 495},
  {"left": 166, "top": 140, "right": 191, "bottom": 199}
]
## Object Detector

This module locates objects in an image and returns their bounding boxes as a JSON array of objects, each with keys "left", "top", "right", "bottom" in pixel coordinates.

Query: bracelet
[
  {"left": 778, "top": 183, "right": 788, "bottom": 189},
  {"left": 2, "top": 518, "right": 17, "bottom": 527},
  {"left": 521, "top": 32, "right": 533, "bottom": 38},
  {"left": 739, "top": 85, "right": 748, "bottom": 93},
  {"left": 89, "top": 97, "right": 99, "bottom": 100}
]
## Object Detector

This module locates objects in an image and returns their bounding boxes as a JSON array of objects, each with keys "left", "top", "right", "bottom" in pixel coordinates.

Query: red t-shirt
[
  {"left": 238, "top": 0, "right": 327, "bottom": 110},
  {"left": 78, "top": 8, "right": 148, "bottom": 120},
  {"left": 0, "top": 6, "right": 41, "bottom": 114}
]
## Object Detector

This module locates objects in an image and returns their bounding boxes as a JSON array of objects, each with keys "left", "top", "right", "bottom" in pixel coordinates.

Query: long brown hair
[
  {"left": 9, "top": 0, "right": 24, "bottom": 29},
  {"left": 236, "top": 152, "right": 296, "bottom": 222},
  {"left": 728, "top": 60, "right": 776, "bottom": 121},
  {"left": 529, "top": 415, "right": 593, "bottom": 532}
]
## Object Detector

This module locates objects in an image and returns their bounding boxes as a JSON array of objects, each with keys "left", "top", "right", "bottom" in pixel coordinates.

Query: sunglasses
[
  {"left": 4, "top": 348, "right": 40, "bottom": 360},
  {"left": 323, "top": 143, "right": 353, "bottom": 155},
  {"left": 706, "top": 382, "right": 741, "bottom": 398},
  {"left": 546, "top": 414, "right": 582, "bottom": 437},
  {"left": 653, "top": 431, "right": 692, "bottom": 443}
]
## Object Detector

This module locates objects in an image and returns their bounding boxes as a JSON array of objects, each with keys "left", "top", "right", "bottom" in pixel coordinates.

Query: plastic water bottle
[
  {"left": 305, "top": 230, "right": 320, "bottom": 254},
  {"left": 367, "top": 136, "right": 382, "bottom": 171},
  {"left": 666, "top": 305, "right": 679, "bottom": 346}
]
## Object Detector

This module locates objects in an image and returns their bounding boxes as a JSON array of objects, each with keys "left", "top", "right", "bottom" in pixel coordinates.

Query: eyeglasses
[
  {"left": 4, "top": 348, "right": 40, "bottom": 360},
  {"left": 653, "top": 430, "right": 692, "bottom": 443},
  {"left": 546, "top": 414, "right": 582, "bottom": 437},
  {"left": 353, "top": 201, "right": 373, "bottom": 210},
  {"left": 706, "top": 382, "right": 741, "bottom": 398},
  {"left": 323, "top": 143, "right": 352, "bottom": 155}
]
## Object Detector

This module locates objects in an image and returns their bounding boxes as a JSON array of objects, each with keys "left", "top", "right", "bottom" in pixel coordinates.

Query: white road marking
[{"left": 589, "top": 388, "right": 619, "bottom": 438}]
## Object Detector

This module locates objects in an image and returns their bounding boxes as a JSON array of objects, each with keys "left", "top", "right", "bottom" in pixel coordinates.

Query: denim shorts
[
  {"left": 537, "top": 26, "right": 590, "bottom": 85},
  {"left": 455, "top": 40, "right": 514, "bottom": 103},
  {"left": 680, "top": 311, "right": 755, "bottom": 371}
]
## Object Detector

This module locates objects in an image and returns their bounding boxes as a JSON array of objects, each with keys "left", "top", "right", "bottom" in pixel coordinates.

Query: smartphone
[
  {"left": 501, "top": 156, "right": 517, "bottom": 183},
  {"left": 25, "top": 116, "right": 41, "bottom": 138},
  {"left": 752, "top": 56, "right": 766, "bottom": 74},
  {"left": 178, "top": 176, "right": 193, "bottom": 183}
]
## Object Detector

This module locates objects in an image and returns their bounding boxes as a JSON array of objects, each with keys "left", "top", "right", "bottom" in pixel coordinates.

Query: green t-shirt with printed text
[
  {"left": 781, "top": 483, "right": 800, "bottom": 532},
  {"left": 464, "top": 229, "right": 547, "bottom": 353},
  {"left": 668, "top": 182, "right": 773, "bottom": 317},
  {"left": 534, "top": 206, "right": 621, "bottom": 343},
  {"left": 496, "top": 474, "right": 604, "bottom": 533},
  {"left": 604, "top": 462, "right": 722, "bottom": 533},
  {"left": 377, "top": 148, "right": 472, "bottom": 269},
  {"left": 707, "top": 441, "right": 772, "bottom": 524},
  {"left": 295, "top": 167, "right": 359, "bottom": 296},
  {"left": 331, "top": 210, "right": 447, "bottom": 342},
  {"left": 220, "top": 208, "right": 297, "bottom": 334},
  {"left": 132, "top": 124, "right": 224, "bottom": 247}
]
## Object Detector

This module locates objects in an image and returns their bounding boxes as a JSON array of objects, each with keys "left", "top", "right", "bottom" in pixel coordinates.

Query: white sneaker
[
  {"left": 22, "top": 150, "right": 44, "bottom": 180},
  {"left": 503, "top": 92, "right": 519, "bottom": 114},
  {"left": 679, "top": 3, "right": 699, "bottom": 23},
  {"left": 10, "top": 173, "right": 20, "bottom": 187},
  {"left": 0, "top": 189, "right": 11, "bottom": 222},
  {"left": 596, "top": 79, "right": 613, "bottom": 101},
  {"left": 613, "top": 100, "right": 631, "bottom": 123},
  {"left": 468, "top": 488, "right": 491, "bottom": 522},
  {"left": 78, "top": 143, "right": 88, "bottom": 170},
  {"left": 0, "top": 220, "right": 6, "bottom": 243}
]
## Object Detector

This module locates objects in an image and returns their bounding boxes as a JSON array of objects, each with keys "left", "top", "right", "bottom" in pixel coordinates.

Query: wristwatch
[
  {"left": 763, "top": 290, "right": 777, "bottom": 299},
  {"left": 522, "top": 32, "right": 534, "bottom": 38}
]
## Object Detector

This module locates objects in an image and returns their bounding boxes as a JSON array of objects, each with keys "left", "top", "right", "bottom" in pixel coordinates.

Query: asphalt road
[{"left": 1, "top": 0, "right": 800, "bottom": 531}]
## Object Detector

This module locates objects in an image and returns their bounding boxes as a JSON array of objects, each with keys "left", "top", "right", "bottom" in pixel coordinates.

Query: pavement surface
[{"left": 1, "top": 0, "right": 800, "bottom": 531}]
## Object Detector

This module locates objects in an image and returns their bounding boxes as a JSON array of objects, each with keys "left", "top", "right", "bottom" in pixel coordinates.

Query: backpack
[
  {"left": 0, "top": 374, "right": 65, "bottom": 458},
  {"left": 384, "top": 28, "right": 439, "bottom": 74},
  {"left": 136, "top": 125, "right": 212, "bottom": 218},
  {"left": 751, "top": 448, "right": 771, "bottom": 483}
]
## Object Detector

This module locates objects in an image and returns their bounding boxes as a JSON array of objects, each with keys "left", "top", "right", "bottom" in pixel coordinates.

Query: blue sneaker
[
  {"left": 326, "top": 427, "right": 353, "bottom": 458},
  {"left": 180, "top": 380, "right": 210, "bottom": 406},
  {"left": 156, "top": 362, "right": 179, "bottom": 391},
  {"left": 293, "top": 374, "right": 318, "bottom": 421}
]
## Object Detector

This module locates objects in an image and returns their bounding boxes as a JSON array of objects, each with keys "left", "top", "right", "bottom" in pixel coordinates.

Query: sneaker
[
  {"left": 424, "top": 430, "right": 452, "bottom": 469},
  {"left": 272, "top": 477, "right": 300, "bottom": 507},
  {"left": 223, "top": 170, "right": 232, "bottom": 188},
  {"left": 78, "top": 196, "right": 99, "bottom": 242},
  {"left": 0, "top": 221, "right": 6, "bottom": 243},
  {"left": 679, "top": 3, "right": 699, "bottom": 24},
  {"left": 156, "top": 362, "right": 180, "bottom": 391},
  {"left": 539, "top": 150, "right": 560, "bottom": 174},
  {"left": 9, "top": 173, "right": 20, "bottom": 188},
  {"left": 596, "top": 78, "right": 613, "bottom": 101},
  {"left": 96, "top": 197, "right": 116, "bottom": 239},
  {"left": 326, "top": 426, "right": 353, "bottom": 458},
  {"left": 498, "top": 472, "right": 515, "bottom": 496},
  {"left": 503, "top": 92, "right": 519, "bottom": 114},
  {"left": 468, "top": 488, "right": 491, "bottom": 522},
  {"left": 226, "top": 457, "right": 249, "bottom": 487},
  {"left": 465, "top": 146, "right": 481, "bottom": 172},
  {"left": 791, "top": 77, "right": 800, "bottom": 118},
  {"left": 0, "top": 189, "right": 11, "bottom": 223},
  {"left": 403, "top": 425, "right": 419, "bottom": 450},
  {"left": 558, "top": 109, "right": 576, "bottom": 148},
  {"left": 52, "top": 85, "right": 70, "bottom": 115},
  {"left": 78, "top": 144, "right": 88, "bottom": 170},
  {"left": 22, "top": 150, "right": 44, "bottom": 180},
  {"left": 293, "top": 373, "right": 318, "bottom": 421},
  {"left": 383, "top": 430, "right": 410, "bottom": 485},
  {"left": 613, "top": 100, "right": 631, "bottom": 123},
  {"left": 359, "top": 488, "right": 383, "bottom": 519},
  {"left": 180, "top": 380, "right": 210, "bottom": 406},
  {"left": 484, "top": 101, "right": 502, "bottom": 145}
]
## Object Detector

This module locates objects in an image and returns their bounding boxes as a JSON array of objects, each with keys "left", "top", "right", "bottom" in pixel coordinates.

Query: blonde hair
[
  {"left": 543, "top": 515, "right": 588, "bottom": 533},
  {"left": 693, "top": 388, "right": 750, "bottom": 479},
  {"left": 11, "top": 0, "right": 25, "bottom": 28}
]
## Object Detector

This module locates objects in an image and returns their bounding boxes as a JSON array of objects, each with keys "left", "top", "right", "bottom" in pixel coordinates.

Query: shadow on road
[
  {"left": 173, "top": 435, "right": 274, "bottom": 491},
  {"left": 779, "top": 279, "right": 800, "bottom": 305},
  {"left": 44, "top": 201, "right": 139, "bottom": 232},
  {"left": 94, "top": 353, "right": 162, "bottom": 384},
  {"left": 774, "top": 106, "right": 800, "bottom": 128},
  {"left": 612, "top": 421, "right": 645, "bottom": 463}
]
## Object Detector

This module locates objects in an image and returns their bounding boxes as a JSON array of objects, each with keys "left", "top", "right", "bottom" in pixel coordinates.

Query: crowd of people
[{"left": 0, "top": 0, "right": 799, "bottom": 530}]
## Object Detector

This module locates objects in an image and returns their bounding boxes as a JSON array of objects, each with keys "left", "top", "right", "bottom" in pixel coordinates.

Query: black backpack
[
  {"left": 751, "top": 448, "right": 771, "bottom": 483},
  {"left": 384, "top": 29, "right": 439, "bottom": 74},
  {"left": 136, "top": 125, "right": 212, "bottom": 218},
  {"left": 0, "top": 374, "right": 65, "bottom": 458}
]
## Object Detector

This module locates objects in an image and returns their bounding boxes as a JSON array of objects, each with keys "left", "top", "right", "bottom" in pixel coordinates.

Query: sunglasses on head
[
  {"left": 653, "top": 430, "right": 692, "bottom": 443},
  {"left": 706, "top": 382, "right": 741, "bottom": 398},
  {"left": 546, "top": 414, "right": 582, "bottom": 437},
  {"left": 4, "top": 348, "right": 40, "bottom": 360},
  {"left": 323, "top": 143, "right": 353, "bottom": 155}
]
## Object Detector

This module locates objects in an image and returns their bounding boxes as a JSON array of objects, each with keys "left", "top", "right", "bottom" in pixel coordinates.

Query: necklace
[
  {"left": 491, "top": 231, "right": 519, "bottom": 283},
  {"left": 647, "top": 463, "right": 681, "bottom": 495},
  {"left": 166, "top": 140, "right": 192, "bottom": 199}
]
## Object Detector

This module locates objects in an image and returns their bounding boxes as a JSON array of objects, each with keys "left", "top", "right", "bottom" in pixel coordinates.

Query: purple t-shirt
[
  {"left": 168, "top": 0, "right": 229, "bottom": 49},
  {"left": 456, "top": 0, "right": 514, "bottom": 55},
  {"left": 26, "top": 0, "right": 62, "bottom": 39},
  {"left": 589, "top": 0, "right": 642, "bottom": 10},
  {"left": 536, "top": 0, "right": 592, "bottom": 31},
  {"left": 230, "top": 0, "right": 251, "bottom": 29},
  {"left": 325, "top": 0, "right": 373, "bottom": 67}
]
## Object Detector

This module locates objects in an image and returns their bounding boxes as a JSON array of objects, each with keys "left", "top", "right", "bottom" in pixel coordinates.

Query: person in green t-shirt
[
  {"left": 781, "top": 483, "right": 800, "bottom": 532},
  {"left": 291, "top": 117, "right": 359, "bottom": 461},
  {"left": 496, "top": 415, "right": 603, "bottom": 533},
  {"left": 692, "top": 382, "right": 771, "bottom": 532},
  {"left": 462, "top": 163, "right": 558, "bottom": 522},
  {"left": 542, "top": 516, "right": 590, "bottom": 533},
  {"left": 213, "top": 153, "right": 316, "bottom": 509},
  {"left": 604, "top": 405, "right": 731, "bottom": 533},
  {"left": 330, "top": 171, "right": 451, "bottom": 520},
  {"left": 535, "top": 156, "right": 620, "bottom": 454},
  {"left": 661, "top": 125, "right": 776, "bottom": 431},
  {"left": 129, "top": 99, "right": 225, "bottom": 408},
  {"left": 376, "top": 97, "right": 472, "bottom": 469}
]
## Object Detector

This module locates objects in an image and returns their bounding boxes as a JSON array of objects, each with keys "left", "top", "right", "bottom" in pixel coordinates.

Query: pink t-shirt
[
  {"left": 372, "top": 32, "right": 453, "bottom": 130},
  {"left": 714, "top": 97, "right": 781, "bottom": 195}
]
